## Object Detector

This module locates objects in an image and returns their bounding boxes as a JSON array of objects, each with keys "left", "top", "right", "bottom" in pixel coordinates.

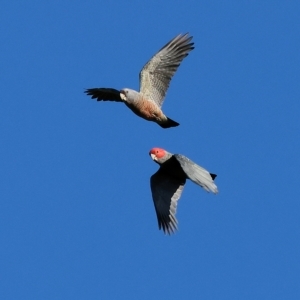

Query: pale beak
[
  {"left": 120, "top": 92, "right": 126, "bottom": 101},
  {"left": 150, "top": 153, "right": 156, "bottom": 161}
]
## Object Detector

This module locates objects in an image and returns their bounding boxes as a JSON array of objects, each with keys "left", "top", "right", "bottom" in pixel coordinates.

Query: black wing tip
[
  {"left": 83, "top": 87, "right": 121, "bottom": 101},
  {"left": 159, "top": 221, "right": 177, "bottom": 235},
  {"left": 84, "top": 88, "right": 99, "bottom": 94},
  {"left": 84, "top": 88, "right": 99, "bottom": 99},
  {"left": 157, "top": 212, "right": 178, "bottom": 235},
  {"left": 210, "top": 173, "right": 217, "bottom": 180}
]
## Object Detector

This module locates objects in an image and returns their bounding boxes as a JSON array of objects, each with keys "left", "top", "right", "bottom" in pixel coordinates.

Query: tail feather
[
  {"left": 159, "top": 117, "right": 180, "bottom": 129},
  {"left": 210, "top": 173, "right": 217, "bottom": 180}
]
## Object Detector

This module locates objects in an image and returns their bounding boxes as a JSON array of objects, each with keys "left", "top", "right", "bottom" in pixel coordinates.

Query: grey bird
[
  {"left": 85, "top": 33, "right": 194, "bottom": 128},
  {"left": 149, "top": 147, "right": 218, "bottom": 234}
]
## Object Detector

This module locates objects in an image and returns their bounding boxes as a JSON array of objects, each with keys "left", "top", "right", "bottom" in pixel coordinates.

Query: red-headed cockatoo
[
  {"left": 85, "top": 34, "right": 194, "bottom": 128},
  {"left": 149, "top": 147, "right": 218, "bottom": 234}
]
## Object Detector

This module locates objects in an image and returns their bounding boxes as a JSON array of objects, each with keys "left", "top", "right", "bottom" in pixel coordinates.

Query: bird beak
[
  {"left": 150, "top": 153, "right": 156, "bottom": 161},
  {"left": 120, "top": 91, "right": 126, "bottom": 101}
]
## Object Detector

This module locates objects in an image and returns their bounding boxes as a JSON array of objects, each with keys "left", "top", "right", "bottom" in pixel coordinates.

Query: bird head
[
  {"left": 149, "top": 148, "right": 171, "bottom": 164},
  {"left": 120, "top": 88, "right": 139, "bottom": 103}
]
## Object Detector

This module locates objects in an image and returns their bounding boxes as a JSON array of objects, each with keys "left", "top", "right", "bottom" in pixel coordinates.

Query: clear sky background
[{"left": 1, "top": 1, "right": 300, "bottom": 299}]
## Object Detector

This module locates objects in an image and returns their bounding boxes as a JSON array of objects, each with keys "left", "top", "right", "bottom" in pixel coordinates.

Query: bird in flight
[
  {"left": 85, "top": 33, "right": 194, "bottom": 128},
  {"left": 149, "top": 147, "right": 218, "bottom": 234}
]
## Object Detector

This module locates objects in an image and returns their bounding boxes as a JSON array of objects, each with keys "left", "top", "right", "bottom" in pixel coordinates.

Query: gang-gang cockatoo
[
  {"left": 149, "top": 148, "right": 218, "bottom": 235},
  {"left": 85, "top": 33, "right": 194, "bottom": 128}
]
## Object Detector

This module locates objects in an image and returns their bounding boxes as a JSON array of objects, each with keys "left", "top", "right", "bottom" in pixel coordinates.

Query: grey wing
[
  {"left": 84, "top": 88, "right": 122, "bottom": 102},
  {"left": 174, "top": 154, "right": 218, "bottom": 194},
  {"left": 139, "top": 33, "right": 194, "bottom": 108},
  {"left": 150, "top": 169, "right": 186, "bottom": 235}
]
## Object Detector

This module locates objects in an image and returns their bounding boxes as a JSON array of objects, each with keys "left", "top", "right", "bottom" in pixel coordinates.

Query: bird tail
[
  {"left": 210, "top": 173, "right": 217, "bottom": 180},
  {"left": 159, "top": 117, "right": 180, "bottom": 128}
]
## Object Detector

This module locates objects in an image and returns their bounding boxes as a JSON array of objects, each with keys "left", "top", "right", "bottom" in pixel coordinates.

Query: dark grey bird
[{"left": 149, "top": 147, "right": 218, "bottom": 234}]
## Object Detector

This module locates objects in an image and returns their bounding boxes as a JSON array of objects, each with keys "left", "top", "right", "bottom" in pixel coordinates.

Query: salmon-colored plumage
[{"left": 85, "top": 33, "right": 194, "bottom": 128}]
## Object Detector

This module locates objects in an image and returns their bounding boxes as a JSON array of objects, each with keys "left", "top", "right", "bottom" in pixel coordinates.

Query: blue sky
[{"left": 1, "top": 1, "right": 300, "bottom": 299}]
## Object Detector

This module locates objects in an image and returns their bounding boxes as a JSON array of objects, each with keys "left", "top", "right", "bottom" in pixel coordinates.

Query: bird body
[
  {"left": 149, "top": 148, "right": 218, "bottom": 234},
  {"left": 121, "top": 89, "right": 167, "bottom": 122},
  {"left": 121, "top": 90, "right": 178, "bottom": 128},
  {"left": 85, "top": 33, "right": 194, "bottom": 128}
]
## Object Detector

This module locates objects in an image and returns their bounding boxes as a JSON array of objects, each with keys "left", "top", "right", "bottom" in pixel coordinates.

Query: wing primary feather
[
  {"left": 84, "top": 88, "right": 122, "bottom": 102},
  {"left": 140, "top": 33, "right": 194, "bottom": 107},
  {"left": 174, "top": 154, "right": 218, "bottom": 194},
  {"left": 150, "top": 169, "right": 185, "bottom": 235}
]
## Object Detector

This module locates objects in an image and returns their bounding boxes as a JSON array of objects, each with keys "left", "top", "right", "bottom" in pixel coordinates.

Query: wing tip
[
  {"left": 157, "top": 212, "right": 178, "bottom": 235},
  {"left": 83, "top": 87, "right": 122, "bottom": 101},
  {"left": 84, "top": 88, "right": 97, "bottom": 98}
]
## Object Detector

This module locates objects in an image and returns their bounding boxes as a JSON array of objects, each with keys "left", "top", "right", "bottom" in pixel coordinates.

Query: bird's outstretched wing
[
  {"left": 139, "top": 33, "right": 194, "bottom": 108},
  {"left": 150, "top": 169, "right": 186, "bottom": 234},
  {"left": 84, "top": 88, "right": 122, "bottom": 102},
  {"left": 174, "top": 154, "right": 218, "bottom": 194}
]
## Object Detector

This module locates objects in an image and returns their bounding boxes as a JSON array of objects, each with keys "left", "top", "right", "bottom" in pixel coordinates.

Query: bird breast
[
  {"left": 126, "top": 97, "right": 164, "bottom": 121},
  {"left": 160, "top": 157, "right": 187, "bottom": 180}
]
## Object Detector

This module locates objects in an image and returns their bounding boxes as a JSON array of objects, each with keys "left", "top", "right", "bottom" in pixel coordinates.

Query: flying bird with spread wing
[
  {"left": 149, "top": 148, "right": 218, "bottom": 234},
  {"left": 85, "top": 33, "right": 194, "bottom": 128}
]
